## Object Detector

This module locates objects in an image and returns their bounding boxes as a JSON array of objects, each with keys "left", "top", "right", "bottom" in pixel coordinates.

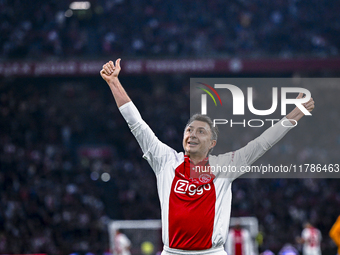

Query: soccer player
[
  {"left": 114, "top": 229, "right": 132, "bottom": 255},
  {"left": 225, "top": 224, "right": 253, "bottom": 255},
  {"left": 297, "top": 223, "right": 322, "bottom": 255},
  {"left": 100, "top": 59, "right": 315, "bottom": 255}
]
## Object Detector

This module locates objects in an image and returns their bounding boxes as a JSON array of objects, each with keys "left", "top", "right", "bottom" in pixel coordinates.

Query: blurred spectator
[{"left": 0, "top": 0, "right": 340, "bottom": 59}]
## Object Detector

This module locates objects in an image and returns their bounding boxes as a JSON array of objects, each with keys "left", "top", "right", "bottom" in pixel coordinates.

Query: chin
[
  {"left": 187, "top": 149, "right": 198, "bottom": 155},
  {"left": 185, "top": 148, "right": 193, "bottom": 155}
]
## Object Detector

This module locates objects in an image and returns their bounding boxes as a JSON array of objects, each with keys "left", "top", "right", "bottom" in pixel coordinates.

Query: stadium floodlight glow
[
  {"left": 90, "top": 171, "right": 99, "bottom": 181},
  {"left": 69, "top": 1, "right": 91, "bottom": 10},
  {"left": 101, "top": 172, "right": 111, "bottom": 182},
  {"left": 64, "top": 9, "right": 73, "bottom": 17}
]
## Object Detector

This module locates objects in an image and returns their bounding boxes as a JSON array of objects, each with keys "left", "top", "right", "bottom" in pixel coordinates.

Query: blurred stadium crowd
[
  {"left": 1, "top": 0, "right": 340, "bottom": 59},
  {"left": 1, "top": 75, "right": 340, "bottom": 254},
  {"left": 1, "top": 0, "right": 340, "bottom": 254}
]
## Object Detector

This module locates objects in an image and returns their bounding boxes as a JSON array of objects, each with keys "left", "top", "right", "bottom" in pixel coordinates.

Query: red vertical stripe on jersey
[
  {"left": 309, "top": 227, "right": 316, "bottom": 247},
  {"left": 168, "top": 159, "right": 216, "bottom": 250},
  {"left": 234, "top": 229, "right": 243, "bottom": 255}
]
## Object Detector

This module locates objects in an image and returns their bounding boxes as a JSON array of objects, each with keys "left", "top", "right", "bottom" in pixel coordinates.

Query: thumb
[
  {"left": 116, "top": 58, "right": 121, "bottom": 69},
  {"left": 296, "top": 92, "right": 304, "bottom": 99}
]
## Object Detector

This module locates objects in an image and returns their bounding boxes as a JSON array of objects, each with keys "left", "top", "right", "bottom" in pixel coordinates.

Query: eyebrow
[{"left": 187, "top": 126, "right": 208, "bottom": 131}]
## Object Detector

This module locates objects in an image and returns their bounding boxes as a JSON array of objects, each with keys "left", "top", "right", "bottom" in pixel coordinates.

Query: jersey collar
[{"left": 184, "top": 155, "right": 209, "bottom": 167}]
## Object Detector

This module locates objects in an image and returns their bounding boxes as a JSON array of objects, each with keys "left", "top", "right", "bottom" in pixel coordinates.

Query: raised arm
[
  {"left": 100, "top": 59, "right": 131, "bottom": 108},
  {"left": 242, "top": 92, "right": 315, "bottom": 165},
  {"left": 100, "top": 59, "right": 178, "bottom": 173},
  {"left": 211, "top": 92, "right": 315, "bottom": 180}
]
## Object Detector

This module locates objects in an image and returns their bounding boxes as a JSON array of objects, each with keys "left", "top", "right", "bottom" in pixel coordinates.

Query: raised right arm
[
  {"left": 100, "top": 59, "right": 179, "bottom": 173},
  {"left": 100, "top": 59, "right": 131, "bottom": 108}
]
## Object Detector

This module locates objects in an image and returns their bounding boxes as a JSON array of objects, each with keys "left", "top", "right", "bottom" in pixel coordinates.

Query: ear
[{"left": 209, "top": 140, "right": 217, "bottom": 149}]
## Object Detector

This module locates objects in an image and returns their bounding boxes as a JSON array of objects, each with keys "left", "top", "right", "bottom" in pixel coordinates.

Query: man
[
  {"left": 114, "top": 229, "right": 131, "bottom": 255},
  {"left": 225, "top": 224, "right": 253, "bottom": 255},
  {"left": 100, "top": 59, "right": 315, "bottom": 255},
  {"left": 297, "top": 223, "right": 322, "bottom": 255},
  {"left": 329, "top": 215, "right": 340, "bottom": 255}
]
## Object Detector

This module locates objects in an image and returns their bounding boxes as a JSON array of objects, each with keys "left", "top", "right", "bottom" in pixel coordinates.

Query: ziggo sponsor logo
[{"left": 174, "top": 180, "right": 211, "bottom": 196}]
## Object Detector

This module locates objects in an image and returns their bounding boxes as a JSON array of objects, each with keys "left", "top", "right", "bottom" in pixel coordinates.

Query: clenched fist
[
  {"left": 100, "top": 58, "right": 121, "bottom": 84},
  {"left": 297, "top": 92, "right": 315, "bottom": 113}
]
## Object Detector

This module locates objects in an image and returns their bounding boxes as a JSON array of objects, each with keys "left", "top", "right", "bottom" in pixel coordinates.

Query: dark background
[{"left": 1, "top": 0, "right": 340, "bottom": 254}]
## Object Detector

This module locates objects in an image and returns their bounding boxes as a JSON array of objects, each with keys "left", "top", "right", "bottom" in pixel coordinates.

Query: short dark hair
[{"left": 185, "top": 114, "right": 219, "bottom": 154}]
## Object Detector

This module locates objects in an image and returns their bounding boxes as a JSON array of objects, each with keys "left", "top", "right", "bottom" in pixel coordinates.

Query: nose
[{"left": 190, "top": 131, "right": 197, "bottom": 138}]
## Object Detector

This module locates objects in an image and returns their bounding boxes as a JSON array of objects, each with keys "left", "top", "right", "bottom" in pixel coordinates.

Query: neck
[{"left": 185, "top": 152, "right": 207, "bottom": 165}]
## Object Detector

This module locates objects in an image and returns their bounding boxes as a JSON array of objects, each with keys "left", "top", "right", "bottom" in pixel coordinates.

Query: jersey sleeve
[
  {"left": 119, "top": 101, "right": 178, "bottom": 174},
  {"left": 243, "top": 229, "right": 253, "bottom": 255},
  {"left": 122, "top": 234, "right": 131, "bottom": 248},
  {"left": 237, "top": 117, "right": 295, "bottom": 166},
  {"left": 225, "top": 230, "right": 233, "bottom": 255},
  {"left": 210, "top": 117, "right": 295, "bottom": 180},
  {"left": 301, "top": 228, "right": 309, "bottom": 241},
  {"left": 318, "top": 229, "right": 322, "bottom": 242}
]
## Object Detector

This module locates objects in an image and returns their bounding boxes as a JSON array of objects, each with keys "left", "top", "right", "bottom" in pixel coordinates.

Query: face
[{"left": 183, "top": 120, "right": 216, "bottom": 158}]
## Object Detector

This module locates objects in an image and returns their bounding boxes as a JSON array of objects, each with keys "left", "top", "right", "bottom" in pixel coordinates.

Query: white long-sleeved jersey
[
  {"left": 302, "top": 227, "right": 322, "bottom": 255},
  {"left": 114, "top": 233, "right": 131, "bottom": 255},
  {"left": 119, "top": 102, "right": 294, "bottom": 254}
]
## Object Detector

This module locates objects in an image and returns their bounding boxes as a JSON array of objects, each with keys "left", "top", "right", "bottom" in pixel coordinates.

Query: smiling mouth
[{"left": 188, "top": 142, "right": 199, "bottom": 146}]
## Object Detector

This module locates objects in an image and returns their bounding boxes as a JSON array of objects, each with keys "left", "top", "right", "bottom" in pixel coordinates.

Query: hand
[
  {"left": 295, "top": 236, "right": 304, "bottom": 244},
  {"left": 100, "top": 58, "right": 121, "bottom": 84},
  {"left": 297, "top": 92, "right": 315, "bottom": 113},
  {"left": 285, "top": 92, "right": 315, "bottom": 124}
]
